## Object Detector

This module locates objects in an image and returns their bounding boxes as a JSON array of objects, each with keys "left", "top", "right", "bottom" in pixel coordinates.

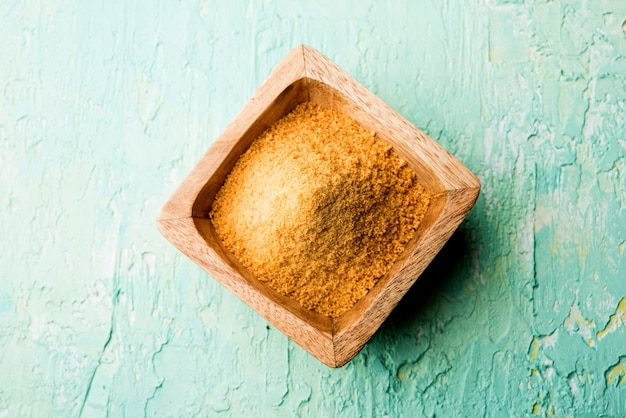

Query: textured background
[{"left": 1, "top": 0, "right": 626, "bottom": 416}]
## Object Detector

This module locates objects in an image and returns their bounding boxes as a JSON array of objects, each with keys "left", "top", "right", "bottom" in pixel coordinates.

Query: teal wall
[{"left": 1, "top": 1, "right": 625, "bottom": 416}]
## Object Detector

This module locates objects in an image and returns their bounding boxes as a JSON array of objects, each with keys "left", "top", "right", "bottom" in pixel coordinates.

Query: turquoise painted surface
[{"left": 1, "top": 0, "right": 625, "bottom": 416}]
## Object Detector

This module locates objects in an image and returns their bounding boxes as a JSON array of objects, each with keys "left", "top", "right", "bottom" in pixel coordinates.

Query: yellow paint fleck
[
  {"left": 528, "top": 331, "right": 558, "bottom": 361},
  {"left": 397, "top": 371, "right": 405, "bottom": 380},
  {"left": 546, "top": 403, "right": 556, "bottom": 417},
  {"left": 597, "top": 298, "right": 626, "bottom": 340},
  {"left": 606, "top": 360, "right": 626, "bottom": 386},
  {"left": 619, "top": 242, "right": 624, "bottom": 256},
  {"left": 16, "top": 297, "right": 26, "bottom": 311},
  {"left": 532, "top": 402, "right": 541, "bottom": 415},
  {"left": 528, "top": 337, "right": 541, "bottom": 361},
  {"left": 529, "top": 369, "right": 541, "bottom": 387}
]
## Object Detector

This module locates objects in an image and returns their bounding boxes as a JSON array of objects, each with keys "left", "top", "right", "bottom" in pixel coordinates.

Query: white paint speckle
[
  {"left": 564, "top": 303, "right": 596, "bottom": 346},
  {"left": 569, "top": 376, "right": 579, "bottom": 396},
  {"left": 543, "top": 331, "right": 559, "bottom": 349},
  {"left": 142, "top": 252, "right": 156, "bottom": 278}
]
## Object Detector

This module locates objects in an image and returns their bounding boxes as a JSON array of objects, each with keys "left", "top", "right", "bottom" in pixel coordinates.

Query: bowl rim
[{"left": 157, "top": 45, "right": 480, "bottom": 367}]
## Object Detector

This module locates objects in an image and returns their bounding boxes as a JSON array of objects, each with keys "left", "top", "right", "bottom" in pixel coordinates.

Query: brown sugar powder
[{"left": 210, "top": 102, "right": 430, "bottom": 318}]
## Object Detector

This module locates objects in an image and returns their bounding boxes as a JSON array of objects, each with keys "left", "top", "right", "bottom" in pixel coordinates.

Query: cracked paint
[
  {"left": 563, "top": 303, "right": 596, "bottom": 347},
  {"left": 1, "top": 0, "right": 625, "bottom": 416},
  {"left": 606, "top": 357, "right": 626, "bottom": 386},
  {"left": 528, "top": 331, "right": 558, "bottom": 361},
  {"left": 597, "top": 297, "right": 626, "bottom": 340}
]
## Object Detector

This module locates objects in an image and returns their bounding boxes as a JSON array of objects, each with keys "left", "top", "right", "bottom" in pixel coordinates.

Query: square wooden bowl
[{"left": 157, "top": 45, "right": 480, "bottom": 368}]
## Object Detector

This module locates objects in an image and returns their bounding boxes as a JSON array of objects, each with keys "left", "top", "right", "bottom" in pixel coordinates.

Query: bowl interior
[{"left": 191, "top": 78, "right": 447, "bottom": 334}]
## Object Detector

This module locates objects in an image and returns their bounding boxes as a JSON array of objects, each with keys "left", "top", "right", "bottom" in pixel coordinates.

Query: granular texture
[{"left": 210, "top": 102, "right": 430, "bottom": 318}]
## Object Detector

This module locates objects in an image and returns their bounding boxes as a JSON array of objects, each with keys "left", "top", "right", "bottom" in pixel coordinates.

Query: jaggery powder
[{"left": 210, "top": 102, "right": 430, "bottom": 317}]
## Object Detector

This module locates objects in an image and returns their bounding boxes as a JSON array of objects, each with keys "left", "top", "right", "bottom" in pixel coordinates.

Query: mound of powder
[{"left": 210, "top": 102, "right": 430, "bottom": 318}]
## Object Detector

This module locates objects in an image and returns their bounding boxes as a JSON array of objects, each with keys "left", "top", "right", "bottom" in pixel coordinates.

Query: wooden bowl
[{"left": 157, "top": 45, "right": 480, "bottom": 367}]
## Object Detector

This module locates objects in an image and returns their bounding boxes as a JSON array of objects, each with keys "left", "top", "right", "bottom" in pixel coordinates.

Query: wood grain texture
[{"left": 157, "top": 45, "right": 480, "bottom": 367}]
